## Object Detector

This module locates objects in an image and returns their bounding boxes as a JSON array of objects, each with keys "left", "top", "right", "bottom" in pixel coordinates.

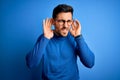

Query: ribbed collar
[{"left": 53, "top": 32, "right": 69, "bottom": 40}]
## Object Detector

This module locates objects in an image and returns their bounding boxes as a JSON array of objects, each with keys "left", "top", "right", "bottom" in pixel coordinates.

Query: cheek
[
  {"left": 54, "top": 24, "right": 62, "bottom": 30},
  {"left": 68, "top": 26, "right": 71, "bottom": 29},
  {"left": 56, "top": 27, "right": 62, "bottom": 31}
]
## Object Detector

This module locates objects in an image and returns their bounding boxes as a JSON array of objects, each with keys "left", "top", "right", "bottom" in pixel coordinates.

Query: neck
[{"left": 54, "top": 30, "right": 60, "bottom": 36}]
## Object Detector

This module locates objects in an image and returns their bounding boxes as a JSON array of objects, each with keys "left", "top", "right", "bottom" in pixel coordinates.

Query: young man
[{"left": 26, "top": 4, "right": 95, "bottom": 80}]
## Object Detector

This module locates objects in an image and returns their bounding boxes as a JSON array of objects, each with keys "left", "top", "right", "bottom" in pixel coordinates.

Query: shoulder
[
  {"left": 37, "top": 34, "right": 49, "bottom": 42},
  {"left": 67, "top": 32, "right": 74, "bottom": 41},
  {"left": 67, "top": 32, "right": 76, "bottom": 45},
  {"left": 37, "top": 34, "right": 44, "bottom": 42}
]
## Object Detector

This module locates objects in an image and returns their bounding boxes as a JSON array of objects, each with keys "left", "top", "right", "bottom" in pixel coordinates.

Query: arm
[
  {"left": 70, "top": 19, "right": 95, "bottom": 68},
  {"left": 26, "top": 35, "right": 49, "bottom": 69},
  {"left": 26, "top": 18, "right": 53, "bottom": 69},
  {"left": 75, "top": 35, "right": 95, "bottom": 68}
]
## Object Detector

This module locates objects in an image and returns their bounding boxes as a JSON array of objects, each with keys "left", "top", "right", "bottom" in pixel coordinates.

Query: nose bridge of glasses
[
  {"left": 63, "top": 20, "right": 72, "bottom": 24},
  {"left": 63, "top": 20, "right": 67, "bottom": 24},
  {"left": 63, "top": 20, "right": 68, "bottom": 26},
  {"left": 56, "top": 19, "right": 72, "bottom": 25}
]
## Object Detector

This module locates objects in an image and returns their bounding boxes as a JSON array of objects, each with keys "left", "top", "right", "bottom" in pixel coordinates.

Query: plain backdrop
[{"left": 0, "top": 0, "right": 120, "bottom": 80}]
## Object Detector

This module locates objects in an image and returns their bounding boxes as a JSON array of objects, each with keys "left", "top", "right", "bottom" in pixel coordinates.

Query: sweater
[{"left": 26, "top": 33, "right": 95, "bottom": 80}]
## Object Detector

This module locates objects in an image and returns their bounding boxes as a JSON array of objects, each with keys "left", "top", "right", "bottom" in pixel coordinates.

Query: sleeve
[
  {"left": 26, "top": 34, "right": 49, "bottom": 69},
  {"left": 75, "top": 35, "right": 95, "bottom": 68}
]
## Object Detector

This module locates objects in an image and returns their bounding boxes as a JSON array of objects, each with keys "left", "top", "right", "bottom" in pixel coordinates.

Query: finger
[
  {"left": 50, "top": 18, "right": 54, "bottom": 25},
  {"left": 71, "top": 21, "right": 76, "bottom": 30},
  {"left": 45, "top": 18, "right": 49, "bottom": 25},
  {"left": 70, "top": 27, "right": 73, "bottom": 33},
  {"left": 43, "top": 19, "right": 45, "bottom": 28},
  {"left": 43, "top": 18, "right": 49, "bottom": 30},
  {"left": 74, "top": 19, "right": 81, "bottom": 27},
  {"left": 43, "top": 19, "right": 46, "bottom": 32},
  {"left": 70, "top": 27, "right": 75, "bottom": 36},
  {"left": 75, "top": 19, "right": 82, "bottom": 32},
  {"left": 49, "top": 18, "right": 53, "bottom": 25},
  {"left": 73, "top": 20, "right": 79, "bottom": 29},
  {"left": 47, "top": 18, "right": 52, "bottom": 28},
  {"left": 72, "top": 25, "right": 75, "bottom": 30}
]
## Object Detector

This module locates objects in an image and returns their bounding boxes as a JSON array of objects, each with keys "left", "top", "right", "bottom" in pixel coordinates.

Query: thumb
[{"left": 70, "top": 27, "right": 74, "bottom": 35}]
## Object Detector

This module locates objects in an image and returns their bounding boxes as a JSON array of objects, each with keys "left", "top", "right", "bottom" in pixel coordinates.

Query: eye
[
  {"left": 67, "top": 20, "right": 71, "bottom": 22},
  {"left": 57, "top": 20, "right": 64, "bottom": 23},
  {"left": 67, "top": 20, "right": 73, "bottom": 23}
]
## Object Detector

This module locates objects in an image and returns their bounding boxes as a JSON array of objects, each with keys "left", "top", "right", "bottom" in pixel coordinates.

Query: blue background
[{"left": 0, "top": 0, "right": 120, "bottom": 80}]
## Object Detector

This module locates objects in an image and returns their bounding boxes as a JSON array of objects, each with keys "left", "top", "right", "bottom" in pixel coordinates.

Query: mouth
[{"left": 61, "top": 28, "right": 68, "bottom": 33}]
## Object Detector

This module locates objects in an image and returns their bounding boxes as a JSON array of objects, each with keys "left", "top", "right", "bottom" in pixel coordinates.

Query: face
[{"left": 53, "top": 12, "right": 73, "bottom": 37}]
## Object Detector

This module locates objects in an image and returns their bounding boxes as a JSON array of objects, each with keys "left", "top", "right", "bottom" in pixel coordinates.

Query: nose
[{"left": 63, "top": 21, "right": 68, "bottom": 28}]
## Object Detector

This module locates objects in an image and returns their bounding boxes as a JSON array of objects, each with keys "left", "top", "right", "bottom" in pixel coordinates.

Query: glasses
[{"left": 55, "top": 19, "right": 73, "bottom": 26}]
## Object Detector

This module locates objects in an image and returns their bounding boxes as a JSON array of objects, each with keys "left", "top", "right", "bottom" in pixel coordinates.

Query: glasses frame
[{"left": 55, "top": 19, "right": 73, "bottom": 26}]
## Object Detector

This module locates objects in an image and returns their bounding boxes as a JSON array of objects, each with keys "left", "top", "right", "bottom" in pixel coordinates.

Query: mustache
[{"left": 61, "top": 26, "right": 69, "bottom": 30}]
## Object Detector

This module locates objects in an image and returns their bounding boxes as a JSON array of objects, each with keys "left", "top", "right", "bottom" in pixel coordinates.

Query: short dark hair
[{"left": 52, "top": 4, "right": 73, "bottom": 19}]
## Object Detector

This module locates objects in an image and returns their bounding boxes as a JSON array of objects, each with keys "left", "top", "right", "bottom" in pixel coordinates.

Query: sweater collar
[{"left": 53, "top": 32, "right": 68, "bottom": 40}]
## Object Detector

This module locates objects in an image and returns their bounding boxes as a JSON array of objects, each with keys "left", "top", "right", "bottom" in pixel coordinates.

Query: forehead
[{"left": 56, "top": 12, "right": 72, "bottom": 20}]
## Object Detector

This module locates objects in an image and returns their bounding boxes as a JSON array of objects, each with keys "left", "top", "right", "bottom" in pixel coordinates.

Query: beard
[
  {"left": 59, "top": 27, "right": 70, "bottom": 37},
  {"left": 54, "top": 26, "right": 70, "bottom": 37}
]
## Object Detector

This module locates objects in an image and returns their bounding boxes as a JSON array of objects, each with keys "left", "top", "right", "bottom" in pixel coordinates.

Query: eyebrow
[{"left": 56, "top": 19, "right": 72, "bottom": 21}]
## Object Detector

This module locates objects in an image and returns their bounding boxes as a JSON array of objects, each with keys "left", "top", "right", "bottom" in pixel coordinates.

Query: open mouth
[{"left": 62, "top": 29, "right": 68, "bottom": 33}]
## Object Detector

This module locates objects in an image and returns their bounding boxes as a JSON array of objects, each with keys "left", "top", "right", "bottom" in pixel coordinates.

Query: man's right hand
[{"left": 43, "top": 18, "right": 54, "bottom": 39}]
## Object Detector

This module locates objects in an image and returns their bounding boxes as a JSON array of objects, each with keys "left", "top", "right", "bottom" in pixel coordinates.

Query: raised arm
[
  {"left": 70, "top": 19, "right": 95, "bottom": 68},
  {"left": 75, "top": 36, "right": 95, "bottom": 68},
  {"left": 26, "top": 35, "right": 49, "bottom": 69},
  {"left": 26, "top": 18, "right": 53, "bottom": 69}
]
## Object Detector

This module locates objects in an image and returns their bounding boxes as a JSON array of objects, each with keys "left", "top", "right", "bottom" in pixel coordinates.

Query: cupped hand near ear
[
  {"left": 70, "top": 19, "right": 81, "bottom": 37},
  {"left": 43, "top": 18, "right": 54, "bottom": 39}
]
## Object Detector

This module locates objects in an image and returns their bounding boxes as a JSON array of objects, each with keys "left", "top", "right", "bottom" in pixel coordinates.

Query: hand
[
  {"left": 70, "top": 19, "right": 81, "bottom": 37},
  {"left": 43, "top": 18, "right": 54, "bottom": 39}
]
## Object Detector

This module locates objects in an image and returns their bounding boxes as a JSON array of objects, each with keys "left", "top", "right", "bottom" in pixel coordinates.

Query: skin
[{"left": 43, "top": 12, "right": 81, "bottom": 39}]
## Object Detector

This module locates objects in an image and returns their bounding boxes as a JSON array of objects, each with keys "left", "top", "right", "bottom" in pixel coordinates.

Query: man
[{"left": 26, "top": 4, "right": 95, "bottom": 80}]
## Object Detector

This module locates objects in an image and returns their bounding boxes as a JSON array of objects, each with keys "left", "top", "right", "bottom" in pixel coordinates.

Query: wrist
[
  {"left": 75, "top": 34, "right": 82, "bottom": 38},
  {"left": 44, "top": 34, "right": 51, "bottom": 39},
  {"left": 74, "top": 33, "right": 81, "bottom": 37}
]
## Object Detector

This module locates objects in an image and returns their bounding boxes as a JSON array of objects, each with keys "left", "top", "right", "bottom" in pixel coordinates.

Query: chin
[
  {"left": 62, "top": 35, "right": 67, "bottom": 37},
  {"left": 61, "top": 32, "right": 68, "bottom": 37}
]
